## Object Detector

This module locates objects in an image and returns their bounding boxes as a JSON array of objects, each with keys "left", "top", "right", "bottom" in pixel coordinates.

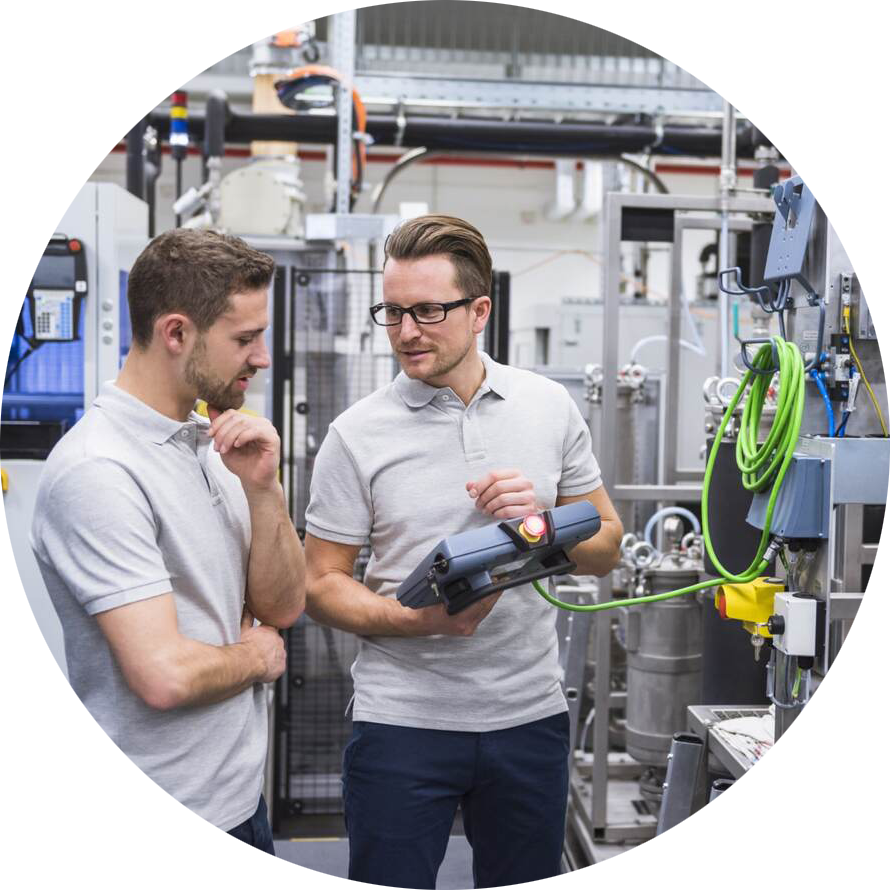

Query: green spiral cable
[{"left": 534, "top": 338, "right": 806, "bottom": 613}]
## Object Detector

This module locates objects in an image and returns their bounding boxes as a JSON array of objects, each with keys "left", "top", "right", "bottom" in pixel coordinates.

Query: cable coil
[{"left": 535, "top": 337, "right": 806, "bottom": 612}]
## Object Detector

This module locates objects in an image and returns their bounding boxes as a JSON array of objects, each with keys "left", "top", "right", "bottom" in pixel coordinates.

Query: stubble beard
[
  {"left": 185, "top": 337, "right": 245, "bottom": 411},
  {"left": 401, "top": 331, "right": 475, "bottom": 384}
]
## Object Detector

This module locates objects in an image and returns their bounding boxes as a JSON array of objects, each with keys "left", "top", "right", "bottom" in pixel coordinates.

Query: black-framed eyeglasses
[{"left": 369, "top": 297, "right": 484, "bottom": 326}]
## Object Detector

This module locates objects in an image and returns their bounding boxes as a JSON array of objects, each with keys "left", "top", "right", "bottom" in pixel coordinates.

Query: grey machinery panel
[
  {"left": 0, "top": 459, "right": 68, "bottom": 697},
  {"left": 4, "top": 182, "right": 147, "bottom": 679}
]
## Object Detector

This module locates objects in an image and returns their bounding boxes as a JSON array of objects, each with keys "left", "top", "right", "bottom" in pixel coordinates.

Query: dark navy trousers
[
  {"left": 53, "top": 798, "right": 278, "bottom": 890},
  {"left": 342, "top": 712, "right": 570, "bottom": 889}
]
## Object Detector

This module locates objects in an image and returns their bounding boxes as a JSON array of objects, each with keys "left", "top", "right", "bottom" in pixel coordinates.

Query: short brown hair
[
  {"left": 126, "top": 229, "right": 275, "bottom": 347},
  {"left": 384, "top": 215, "right": 492, "bottom": 298}
]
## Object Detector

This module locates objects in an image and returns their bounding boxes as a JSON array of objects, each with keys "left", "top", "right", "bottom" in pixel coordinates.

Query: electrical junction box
[
  {"left": 746, "top": 454, "right": 830, "bottom": 539},
  {"left": 773, "top": 592, "right": 817, "bottom": 657}
]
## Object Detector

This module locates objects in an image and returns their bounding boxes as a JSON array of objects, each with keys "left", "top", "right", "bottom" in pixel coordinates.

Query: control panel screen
[{"left": 32, "top": 253, "right": 76, "bottom": 290}]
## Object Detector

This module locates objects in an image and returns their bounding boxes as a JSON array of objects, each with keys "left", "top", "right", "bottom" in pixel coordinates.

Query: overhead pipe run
[
  {"left": 137, "top": 92, "right": 766, "bottom": 232},
  {"left": 146, "top": 98, "right": 774, "bottom": 160}
]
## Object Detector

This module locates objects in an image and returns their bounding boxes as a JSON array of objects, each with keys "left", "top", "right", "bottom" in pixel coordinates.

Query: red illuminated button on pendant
[{"left": 519, "top": 514, "right": 547, "bottom": 543}]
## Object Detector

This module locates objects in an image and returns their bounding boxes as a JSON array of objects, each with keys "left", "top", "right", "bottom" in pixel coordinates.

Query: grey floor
[{"left": 0, "top": 821, "right": 572, "bottom": 890}]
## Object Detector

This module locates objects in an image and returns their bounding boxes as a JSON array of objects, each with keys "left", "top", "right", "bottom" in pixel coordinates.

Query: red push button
[{"left": 519, "top": 514, "right": 546, "bottom": 543}]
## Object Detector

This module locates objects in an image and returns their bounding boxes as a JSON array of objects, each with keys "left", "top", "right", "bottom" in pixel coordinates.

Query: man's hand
[
  {"left": 207, "top": 407, "right": 280, "bottom": 492},
  {"left": 239, "top": 623, "right": 287, "bottom": 684},
  {"left": 467, "top": 469, "right": 540, "bottom": 520},
  {"left": 403, "top": 593, "right": 502, "bottom": 637}
]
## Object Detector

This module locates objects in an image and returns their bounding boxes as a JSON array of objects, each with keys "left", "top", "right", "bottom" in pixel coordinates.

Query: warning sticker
[{"left": 859, "top": 195, "right": 890, "bottom": 258}]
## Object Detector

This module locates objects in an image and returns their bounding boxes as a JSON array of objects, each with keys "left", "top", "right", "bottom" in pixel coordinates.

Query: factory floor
[{"left": 0, "top": 821, "right": 572, "bottom": 890}]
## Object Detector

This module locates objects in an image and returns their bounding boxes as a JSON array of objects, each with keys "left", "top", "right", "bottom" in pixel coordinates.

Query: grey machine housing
[{"left": 397, "top": 500, "right": 601, "bottom": 615}]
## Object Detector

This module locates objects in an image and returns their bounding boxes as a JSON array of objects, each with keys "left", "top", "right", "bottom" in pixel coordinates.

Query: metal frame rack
[
  {"left": 567, "top": 187, "right": 888, "bottom": 856},
  {"left": 628, "top": 69, "right": 890, "bottom": 890}
]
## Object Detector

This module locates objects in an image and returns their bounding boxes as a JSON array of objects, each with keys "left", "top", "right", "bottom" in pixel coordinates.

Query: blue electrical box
[{"left": 747, "top": 454, "right": 830, "bottom": 539}]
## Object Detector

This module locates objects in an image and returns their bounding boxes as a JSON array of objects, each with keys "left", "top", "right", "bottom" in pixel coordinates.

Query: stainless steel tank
[
  {"left": 624, "top": 555, "right": 703, "bottom": 766},
  {"left": 585, "top": 363, "right": 660, "bottom": 537}
]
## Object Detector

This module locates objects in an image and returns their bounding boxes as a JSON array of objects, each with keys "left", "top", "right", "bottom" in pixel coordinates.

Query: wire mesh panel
[
  {"left": 0, "top": 0, "right": 751, "bottom": 87},
  {"left": 287, "top": 265, "right": 389, "bottom": 529},
  {"left": 277, "top": 264, "right": 389, "bottom": 820}
]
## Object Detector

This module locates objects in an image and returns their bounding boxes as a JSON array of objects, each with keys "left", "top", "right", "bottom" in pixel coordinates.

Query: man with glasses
[{"left": 304, "top": 214, "right": 623, "bottom": 888}]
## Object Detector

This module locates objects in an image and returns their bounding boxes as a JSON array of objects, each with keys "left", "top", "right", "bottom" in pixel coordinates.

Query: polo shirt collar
[
  {"left": 394, "top": 351, "right": 509, "bottom": 408},
  {"left": 479, "top": 351, "right": 510, "bottom": 400},
  {"left": 94, "top": 381, "right": 203, "bottom": 445}
]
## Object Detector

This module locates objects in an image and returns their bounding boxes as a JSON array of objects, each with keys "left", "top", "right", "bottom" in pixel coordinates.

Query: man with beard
[
  {"left": 305, "top": 215, "right": 623, "bottom": 888},
  {"left": 30, "top": 229, "right": 304, "bottom": 852}
]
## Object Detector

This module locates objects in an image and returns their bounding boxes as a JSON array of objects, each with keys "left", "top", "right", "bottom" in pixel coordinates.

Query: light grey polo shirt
[
  {"left": 305, "top": 352, "right": 601, "bottom": 732},
  {"left": 30, "top": 382, "right": 266, "bottom": 831}
]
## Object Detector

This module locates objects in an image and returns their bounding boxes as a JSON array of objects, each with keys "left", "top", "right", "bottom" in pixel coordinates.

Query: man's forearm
[
  {"left": 569, "top": 518, "right": 623, "bottom": 576},
  {"left": 307, "top": 571, "right": 418, "bottom": 637},
  {"left": 141, "top": 637, "right": 265, "bottom": 710},
  {"left": 245, "top": 483, "right": 306, "bottom": 627}
]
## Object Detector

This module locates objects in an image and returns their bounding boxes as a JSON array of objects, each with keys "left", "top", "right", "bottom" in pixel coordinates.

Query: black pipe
[
  {"left": 174, "top": 160, "right": 183, "bottom": 227},
  {"left": 749, "top": 164, "right": 780, "bottom": 292},
  {"left": 751, "top": 0, "right": 794, "bottom": 148},
  {"left": 203, "top": 90, "right": 230, "bottom": 168},
  {"left": 871, "top": 0, "right": 890, "bottom": 77},
  {"left": 812, "top": 0, "right": 853, "bottom": 77},
  {"left": 144, "top": 130, "right": 162, "bottom": 239},
  {"left": 125, "top": 116, "right": 148, "bottom": 199},
  {"left": 222, "top": 112, "right": 720, "bottom": 157},
  {"left": 486, "top": 271, "right": 511, "bottom": 365},
  {"left": 148, "top": 107, "right": 771, "bottom": 160}
]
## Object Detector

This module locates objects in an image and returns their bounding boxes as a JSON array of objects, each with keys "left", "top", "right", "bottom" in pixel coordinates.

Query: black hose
[
  {"left": 148, "top": 108, "right": 770, "bottom": 159},
  {"left": 125, "top": 117, "right": 147, "bottom": 199},
  {"left": 203, "top": 91, "right": 230, "bottom": 162},
  {"left": 175, "top": 159, "right": 183, "bottom": 227}
]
